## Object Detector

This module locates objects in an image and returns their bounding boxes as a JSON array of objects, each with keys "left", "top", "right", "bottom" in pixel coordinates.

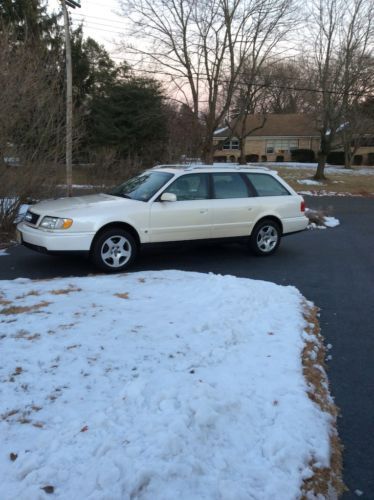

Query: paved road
[{"left": 1, "top": 196, "right": 373, "bottom": 498}]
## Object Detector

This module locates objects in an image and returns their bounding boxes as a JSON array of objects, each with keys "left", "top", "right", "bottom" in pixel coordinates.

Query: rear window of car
[
  {"left": 212, "top": 173, "right": 250, "bottom": 199},
  {"left": 245, "top": 173, "right": 290, "bottom": 196}
]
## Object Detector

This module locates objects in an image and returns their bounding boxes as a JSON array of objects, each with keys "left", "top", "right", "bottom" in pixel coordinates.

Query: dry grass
[
  {"left": 0, "top": 301, "right": 51, "bottom": 315},
  {"left": 49, "top": 286, "right": 82, "bottom": 295},
  {"left": 14, "top": 330, "right": 40, "bottom": 341},
  {"left": 0, "top": 297, "right": 12, "bottom": 306},
  {"left": 114, "top": 292, "right": 130, "bottom": 299},
  {"left": 15, "top": 290, "right": 40, "bottom": 299},
  {"left": 272, "top": 166, "right": 374, "bottom": 196},
  {"left": 301, "top": 304, "right": 345, "bottom": 499}
]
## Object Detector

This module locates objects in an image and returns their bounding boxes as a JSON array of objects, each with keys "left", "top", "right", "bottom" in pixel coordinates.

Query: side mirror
[{"left": 160, "top": 192, "right": 177, "bottom": 202}]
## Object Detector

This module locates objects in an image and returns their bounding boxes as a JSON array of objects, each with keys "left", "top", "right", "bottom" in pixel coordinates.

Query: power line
[
  {"left": 100, "top": 60, "right": 373, "bottom": 98},
  {"left": 71, "top": 13, "right": 127, "bottom": 25}
]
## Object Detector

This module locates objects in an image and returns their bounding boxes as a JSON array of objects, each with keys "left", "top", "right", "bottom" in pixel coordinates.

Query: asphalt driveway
[{"left": 0, "top": 195, "right": 373, "bottom": 498}]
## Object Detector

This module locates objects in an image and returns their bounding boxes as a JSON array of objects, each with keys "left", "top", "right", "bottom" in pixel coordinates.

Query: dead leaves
[
  {"left": 114, "top": 292, "right": 129, "bottom": 299},
  {"left": 0, "top": 301, "right": 51, "bottom": 315},
  {"left": 49, "top": 286, "right": 82, "bottom": 295}
]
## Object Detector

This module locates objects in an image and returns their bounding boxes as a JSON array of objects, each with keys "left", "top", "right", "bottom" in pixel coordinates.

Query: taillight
[{"left": 300, "top": 200, "right": 305, "bottom": 212}]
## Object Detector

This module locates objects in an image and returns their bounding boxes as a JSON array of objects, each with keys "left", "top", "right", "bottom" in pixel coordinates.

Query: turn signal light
[{"left": 62, "top": 219, "right": 73, "bottom": 229}]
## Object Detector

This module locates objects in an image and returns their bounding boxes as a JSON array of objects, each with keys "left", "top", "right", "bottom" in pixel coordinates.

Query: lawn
[
  {"left": 266, "top": 163, "right": 374, "bottom": 196},
  {"left": 0, "top": 271, "right": 343, "bottom": 499}
]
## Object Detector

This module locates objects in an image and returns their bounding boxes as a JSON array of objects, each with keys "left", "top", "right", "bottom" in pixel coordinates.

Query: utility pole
[{"left": 61, "top": 0, "right": 81, "bottom": 197}]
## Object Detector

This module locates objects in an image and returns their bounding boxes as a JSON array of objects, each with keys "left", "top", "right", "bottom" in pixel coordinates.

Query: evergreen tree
[
  {"left": 0, "top": 0, "right": 61, "bottom": 46},
  {"left": 88, "top": 78, "right": 168, "bottom": 161}
]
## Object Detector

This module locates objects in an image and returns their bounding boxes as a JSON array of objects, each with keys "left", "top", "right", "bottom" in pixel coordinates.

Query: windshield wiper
[{"left": 109, "top": 192, "right": 132, "bottom": 199}]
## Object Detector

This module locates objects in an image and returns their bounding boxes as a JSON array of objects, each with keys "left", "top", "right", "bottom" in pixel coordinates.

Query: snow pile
[
  {"left": 305, "top": 209, "right": 340, "bottom": 230},
  {"left": 0, "top": 249, "right": 9, "bottom": 257},
  {"left": 0, "top": 271, "right": 333, "bottom": 500},
  {"left": 324, "top": 216, "right": 340, "bottom": 228}
]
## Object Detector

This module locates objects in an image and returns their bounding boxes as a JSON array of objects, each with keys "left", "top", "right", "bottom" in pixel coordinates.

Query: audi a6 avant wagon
[{"left": 17, "top": 165, "right": 308, "bottom": 271}]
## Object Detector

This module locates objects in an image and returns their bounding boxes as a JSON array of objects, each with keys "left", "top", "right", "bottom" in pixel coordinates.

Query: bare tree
[
  {"left": 0, "top": 28, "right": 65, "bottom": 237},
  {"left": 259, "top": 60, "right": 310, "bottom": 114},
  {"left": 304, "top": 0, "right": 374, "bottom": 179},
  {"left": 120, "top": 0, "right": 296, "bottom": 164}
]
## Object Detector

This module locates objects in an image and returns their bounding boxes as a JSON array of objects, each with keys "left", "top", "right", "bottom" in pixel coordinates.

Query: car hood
[{"left": 30, "top": 193, "right": 140, "bottom": 215}]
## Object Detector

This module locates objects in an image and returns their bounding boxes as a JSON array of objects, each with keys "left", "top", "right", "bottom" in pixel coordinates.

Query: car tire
[
  {"left": 91, "top": 228, "right": 137, "bottom": 272},
  {"left": 249, "top": 219, "right": 281, "bottom": 256}
]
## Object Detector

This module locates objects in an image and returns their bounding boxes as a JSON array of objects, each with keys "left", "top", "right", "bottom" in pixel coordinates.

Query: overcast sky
[{"left": 49, "top": 0, "right": 128, "bottom": 58}]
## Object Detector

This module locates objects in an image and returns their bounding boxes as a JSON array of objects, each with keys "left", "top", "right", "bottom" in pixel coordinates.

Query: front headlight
[{"left": 40, "top": 216, "right": 73, "bottom": 230}]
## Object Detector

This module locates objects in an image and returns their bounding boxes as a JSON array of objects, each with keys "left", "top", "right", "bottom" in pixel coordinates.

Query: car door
[
  {"left": 210, "top": 172, "right": 260, "bottom": 238},
  {"left": 149, "top": 173, "right": 212, "bottom": 242}
]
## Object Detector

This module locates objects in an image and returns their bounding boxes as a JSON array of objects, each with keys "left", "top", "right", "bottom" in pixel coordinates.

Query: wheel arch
[
  {"left": 252, "top": 215, "right": 283, "bottom": 235},
  {"left": 90, "top": 222, "right": 141, "bottom": 253}
]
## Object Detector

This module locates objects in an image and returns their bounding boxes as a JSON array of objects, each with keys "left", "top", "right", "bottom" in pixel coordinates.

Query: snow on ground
[
  {"left": 0, "top": 249, "right": 9, "bottom": 257},
  {"left": 57, "top": 184, "right": 102, "bottom": 189},
  {"left": 297, "top": 179, "right": 322, "bottom": 186},
  {"left": 298, "top": 190, "right": 366, "bottom": 197},
  {"left": 0, "top": 271, "right": 333, "bottom": 500},
  {"left": 262, "top": 162, "right": 374, "bottom": 175},
  {"left": 324, "top": 217, "right": 340, "bottom": 228}
]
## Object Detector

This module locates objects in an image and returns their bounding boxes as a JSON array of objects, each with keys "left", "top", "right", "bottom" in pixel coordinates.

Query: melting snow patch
[
  {"left": 324, "top": 216, "right": 340, "bottom": 228},
  {"left": 0, "top": 271, "right": 334, "bottom": 500},
  {"left": 0, "top": 249, "right": 9, "bottom": 257},
  {"left": 298, "top": 179, "right": 323, "bottom": 186}
]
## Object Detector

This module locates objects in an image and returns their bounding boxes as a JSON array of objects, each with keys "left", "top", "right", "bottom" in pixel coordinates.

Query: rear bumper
[
  {"left": 17, "top": 222, "right": 95, "bottom": 252},
  {"left": 282, "top": 216, "right": 309, "bottom": 234}
]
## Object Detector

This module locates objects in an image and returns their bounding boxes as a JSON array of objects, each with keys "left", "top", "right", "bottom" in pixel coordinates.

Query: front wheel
[
  {"left": 91, "top": 228, "right": 137, "bottom": 272},
  {"left": 249, "top": 219, "right": 281, "bottom": 256}
]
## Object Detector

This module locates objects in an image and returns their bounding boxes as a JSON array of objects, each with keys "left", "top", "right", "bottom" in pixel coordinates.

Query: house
[
  {"left": 330, "top": 133, "right": 374, "bottom": 166},
  {"left": 213, "top": 114, "right": 320, "bottom": 163}
]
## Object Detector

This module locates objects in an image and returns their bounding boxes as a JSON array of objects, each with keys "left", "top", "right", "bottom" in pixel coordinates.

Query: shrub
[
  {"left": 214, "top": 155, "right": 227, "bottom": 163},
  {"left": 327, "top": 151, "right": 345, "bottom": 165},
  {"left": 353, "top": 155, "right": 363, "bottom": 166},
  {"left": 261, "top": 155, "right": 267, "bottom": 162},
  {"left": 367, "top": 152, "right": 374, "bottom": 166},
  {"left": 246, "top": 154, "right": 259, "bottom": 162},
  {"left": 276, "top": 155, "right": 284, "bottom": 162},
  {"left": 291, "top": 149, "right": 315, "bottom": 163}
]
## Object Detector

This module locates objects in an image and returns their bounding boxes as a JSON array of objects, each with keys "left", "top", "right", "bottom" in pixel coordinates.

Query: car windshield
[{"left": 109, "top": 171, "right": 174, "bottom": 202}]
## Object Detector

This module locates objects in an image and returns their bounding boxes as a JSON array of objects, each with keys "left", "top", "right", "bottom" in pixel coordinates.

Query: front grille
[{"left": 25, "top": 210, "right": 40, "bottom": 226}]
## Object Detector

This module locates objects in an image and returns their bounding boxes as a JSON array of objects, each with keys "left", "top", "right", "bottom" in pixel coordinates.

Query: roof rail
[{"left": 152, "top": 163, "right": 272, "bottom": 172}]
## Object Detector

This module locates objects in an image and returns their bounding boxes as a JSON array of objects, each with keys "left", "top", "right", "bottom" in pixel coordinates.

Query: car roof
[{"left": 151, "top": 164, "right": 277, "bottom": 175}]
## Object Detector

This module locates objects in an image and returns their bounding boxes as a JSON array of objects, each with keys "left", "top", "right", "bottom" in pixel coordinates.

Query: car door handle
[{"left": 200, "top": 209, "right": 208, "bottom": 214}]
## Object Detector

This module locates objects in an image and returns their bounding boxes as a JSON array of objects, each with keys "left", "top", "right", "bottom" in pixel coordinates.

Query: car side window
[
  {"left": 165, "top": 173, "right": 209, "bottom": 201},
  {"left": 212, "top": 173, "right": 250, "bottom": 199},
  {"left": 245, "top": 173, "right": 290, "bottom": 196}
]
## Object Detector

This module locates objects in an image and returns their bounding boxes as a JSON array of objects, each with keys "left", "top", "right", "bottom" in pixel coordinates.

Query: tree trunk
[
  {"left": 314, "top": 151, "right": 327, "bottom": 180},
  {"left": 238, "top": 137, "right": 246, "bottom": 164},
  {"left": 201, "top": 140, "right": 214, "bottom": 165},
  {"left": 344, "top": 142, "right": 353, "bottom": 169}
]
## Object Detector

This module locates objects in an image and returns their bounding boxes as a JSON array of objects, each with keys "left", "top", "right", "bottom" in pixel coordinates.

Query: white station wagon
[{"left": 17, "top": 165, "right": 308, "bottom": 271}]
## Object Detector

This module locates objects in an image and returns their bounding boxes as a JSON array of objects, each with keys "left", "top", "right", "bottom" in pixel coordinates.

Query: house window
[
  {"left": 223, "top": 138, "right": 240, "bottom": 150},
  {"left": 266, "top": 139, "right": 299, "bottom": 153}
]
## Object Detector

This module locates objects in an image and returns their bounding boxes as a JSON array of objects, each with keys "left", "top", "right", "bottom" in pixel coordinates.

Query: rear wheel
[
  {"left": 91, "top": 228, "right": 137, "bottom": 272},
  {"left": 250, "top": 219, "right": 281, "bottom": 256}
]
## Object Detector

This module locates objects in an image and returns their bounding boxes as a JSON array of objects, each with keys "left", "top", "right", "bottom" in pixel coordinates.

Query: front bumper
[{"left": 17, "top": 222, "right": 95, "bottom": 252}]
